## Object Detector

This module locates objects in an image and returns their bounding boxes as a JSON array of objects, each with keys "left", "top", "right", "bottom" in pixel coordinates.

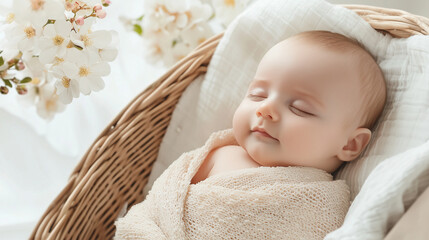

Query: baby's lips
[{"left": 251, "top": 127, "right": 279, "bottom": 141}]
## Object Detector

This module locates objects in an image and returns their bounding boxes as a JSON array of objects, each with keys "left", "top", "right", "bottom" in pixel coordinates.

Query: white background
[{"left": 0, "top": 0, "right": 427, "bottom": 239}]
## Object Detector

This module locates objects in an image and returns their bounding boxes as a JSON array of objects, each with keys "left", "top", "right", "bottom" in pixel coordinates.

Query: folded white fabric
[{"left": 144, "top": 0, "right": 429, "bottom": 238}]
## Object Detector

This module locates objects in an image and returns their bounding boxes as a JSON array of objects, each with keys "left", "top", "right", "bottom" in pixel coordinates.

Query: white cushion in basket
[{"left": 143, "top": 0, "right": 429, "bottom": 238}]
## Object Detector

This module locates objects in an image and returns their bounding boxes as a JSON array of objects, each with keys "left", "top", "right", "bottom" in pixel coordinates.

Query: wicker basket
[{"left": 30, "top": 5, "right": 429, "bottom": 240}]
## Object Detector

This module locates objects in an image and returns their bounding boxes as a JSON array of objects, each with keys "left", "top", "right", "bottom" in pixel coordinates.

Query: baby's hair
[{"left": 289, "top": 30, "right": 386, "bottom": 130}]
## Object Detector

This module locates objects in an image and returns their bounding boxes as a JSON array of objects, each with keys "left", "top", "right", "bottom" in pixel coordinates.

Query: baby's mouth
[{"left": 251, "top": 127, "right": 279, "bottom": 141}]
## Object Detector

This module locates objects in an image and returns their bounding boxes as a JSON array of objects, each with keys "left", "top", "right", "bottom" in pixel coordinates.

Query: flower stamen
[
  {"left": 53, "top": 57, "right": 64, "bottom": 66},
  {"left": 224, "top": 0, "right": 235, "bottom": 7},
  {"left": 53, "top": 35, "right": 65, "bottom": 46},
  {"left": 6, "top": 13, "right": 15, "bottom": 23},
  {"left": 24, "top": 27, "right": 36, "bottom": 39},
  {"left": 31, "top": 77, "right": 40, "bottom": 85},
  {"left": 62, "top": 76, "right": 71, "bottom": 88},
  {"left": 66, "top": 41, "right": 74, "bottom": 48},
  {"left": 81, "top": 35, "right": 92, "bottom": 46},
  {"left": 79, "top": 67, "right": 90, "bottom": 77},
  {"left": 30, "top": 0, "right": 46, "bottom": 11},
  {"left": 45, "top": 96, "right": 58, "bottom": 111}
]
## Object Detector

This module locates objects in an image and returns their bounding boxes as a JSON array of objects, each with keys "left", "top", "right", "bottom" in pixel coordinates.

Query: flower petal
[
  {"left": 39, "top": 46, "right": 57, "bottom": 64},
  {"left": 78, "top": 78, "right": 91, "bottom": 95},
  {"left": 66, "top": 48, "right": 88, "bottom": 65},
  {"left": 176, "top": 14, "right": 188, "bottom": 28},
  {"left": 99, "top": 48, "right": 118, "bottom": 62},
  {"left": 56, "top": 45, "right": 67, "bottom": 58},
  {"left": 61, "top": 62, "right": 79, "bottom": 78},
  {"left": 45, "top": 1, "right": 66, "bottom": 20},
  {"left": 43, "top": 24, "right": 56, "bottom": 37},
  {"left": 18, "top": 38, "right": 33, "bottom": 51},
  {"left": 70, "top": 79, "right": 80, "bottom": 98},
  {"left": 54, "top": 80, "right": 66, "bottom": 94},
  {"left": 87, "top": 48, "right": 101, "bottom": 63},
  {"left": 91, "top": 62, "right": 110, "bottom": 76},
  {"left": 38, "top": 37, "right": 54, "bottom": 50},
  {"left": 59, "top": 89, "right": 73, "bottom": 104},
  {"left": 88, "top": 76, "right": 105, "bottom": 92},
  {"left": 54, "top": 20, "right": 71, "bottom": 36},
  {"left": 89, "top": 30, "right": 112, "bottom": 49},
  {"left": 77, "top": 18, "right": 94, "bottom": 34}
]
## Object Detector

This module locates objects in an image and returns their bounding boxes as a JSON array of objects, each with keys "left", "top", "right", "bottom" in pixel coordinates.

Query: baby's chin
[{"left": 243, "top": 145, "right": 279, "bottom": 167}]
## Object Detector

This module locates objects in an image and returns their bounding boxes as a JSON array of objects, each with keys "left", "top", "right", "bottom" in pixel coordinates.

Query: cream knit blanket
[{"left": 114, "top": 129, "right": 351, "bottom": 239}]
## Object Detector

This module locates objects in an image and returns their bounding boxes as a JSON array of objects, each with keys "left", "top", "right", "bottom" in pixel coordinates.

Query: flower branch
[{"left": 0, "top": 0, "right": 118, "bottom": 120}]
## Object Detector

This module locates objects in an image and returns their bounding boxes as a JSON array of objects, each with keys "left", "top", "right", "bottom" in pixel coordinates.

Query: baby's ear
[{"left": 337, "top": 128, "right": 372, "bottom": 162}]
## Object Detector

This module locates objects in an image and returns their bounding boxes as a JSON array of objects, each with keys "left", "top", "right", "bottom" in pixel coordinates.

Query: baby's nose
[
  {"left": 256, "top": 111, "right": 274, "bottom": 120},
  {"left": 256, "top": 101, "right": 280, "bottom": 121}
]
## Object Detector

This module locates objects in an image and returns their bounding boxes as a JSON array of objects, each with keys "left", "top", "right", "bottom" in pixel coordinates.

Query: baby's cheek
[
  {"left": 232, "top": 104, "right": 251, "bottom": 144},
  {"left": 280, "top": 121, "right": 324, "bottom": 156}
]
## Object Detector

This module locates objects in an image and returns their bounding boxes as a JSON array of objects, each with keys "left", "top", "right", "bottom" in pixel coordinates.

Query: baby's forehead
[
  {"left": 262, "top": 39, "right": 357, "bottom": 70},
  {"left": 253, "top": 51, "right": 362, "bottom": 99},
  {"left": 256, "top": 47, "right": 356, "bottom": 85}
]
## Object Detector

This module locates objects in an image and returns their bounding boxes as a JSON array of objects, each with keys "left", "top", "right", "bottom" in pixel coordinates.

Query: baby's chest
[{"left": 208, "top": 145, "right": 260, "bottom": 177}]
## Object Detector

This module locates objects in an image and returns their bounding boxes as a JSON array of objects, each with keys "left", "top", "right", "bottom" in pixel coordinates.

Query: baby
[
  {"left": 191, "top": 30, "right": 386, "bottom": 184},
  {"left": 115, "top": 30, "right": 387, "bottom": 240}
]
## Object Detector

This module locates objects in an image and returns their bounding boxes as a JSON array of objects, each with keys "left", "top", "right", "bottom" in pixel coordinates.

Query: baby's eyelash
[
  {"left": 289, "top": 105, "right": 315, "bottom": 117},
  {"left": 248, "top": 93, "right": 266, "bottom": 100}
]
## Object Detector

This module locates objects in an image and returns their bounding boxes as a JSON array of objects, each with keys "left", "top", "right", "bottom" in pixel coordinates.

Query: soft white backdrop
[{"left": 0, "top": 0, "right": 427, "bottom": 239}]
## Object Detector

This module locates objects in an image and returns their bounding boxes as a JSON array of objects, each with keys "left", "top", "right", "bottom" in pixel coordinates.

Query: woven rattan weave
[{"left": 30, "top": 5, "right": 429, "bottom": 240}]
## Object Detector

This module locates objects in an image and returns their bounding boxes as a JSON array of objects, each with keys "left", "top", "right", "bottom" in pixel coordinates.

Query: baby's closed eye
[
  {"left": 289, "top": 102, "right": 315, "bottom": 117},
  {"left": 247, "top": 87, "right": 267, "bottom": 100}
]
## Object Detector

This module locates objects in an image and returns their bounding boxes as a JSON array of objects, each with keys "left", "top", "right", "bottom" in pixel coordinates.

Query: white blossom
[
  {"left": 13, "top": 0, "right": 65, "bottom": 29},
  {"left": 211, "top": 0, "right": 252, "bottom": 26},
  {"left": 17, "top": 72, "right": 52, "bottom": 108},
  {"left": 0, "top": 41, "right": 19, "bottom": 66},
  {"left": 36, "top": 83, "right": 66, "bottom": 120},
  {"left": 73, "top": 0, "right": 103, "bottom": 18},
  {"left": 181, "top": 22, "right": 213, "bottom": 48},
  {"left": 38, "top": 19, "right": 72, "bottom": 64},
  {"left": 0, "top": 0, "right": 119, "bottom": 119},
  {"left": 141, "top": 0, "right": 213, "bottom": 66},
  {"left": 53, "top": 62, "right": 80, "bottom": 104},
  {"left": 22, "top": 55, "right": 46, "bottom": 79},
  {"left": 97, "top": 30, "right": 118, "bottom": 62},
  {"left": 6, "top": 22, "right": 42, "bottom": 54},
  {"left": 70, "top": 28, "right": 112, "bottom": 50},
  {"left": 66, "top": 48, "right": 110, "bottom": 95}
]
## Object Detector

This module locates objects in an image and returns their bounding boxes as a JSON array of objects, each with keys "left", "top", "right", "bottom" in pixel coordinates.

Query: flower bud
[
  {"left": 16, "top": 85, "right": 28, "bottom": 95},
  {"left": 0, "top": 86, "right": 8, "bottom": 94},
  {"left": 11, "top": 78, "right": 19, "bottom": 84},
  {"left": 17, "top": 61, "right": 25, "bottom": 70},
  {"left": 96, "top": 10, "right": 107, "bottom": 19},
  {"left": 102, "top": 0, "right": 111, "bottom": 6},
  {"left": 8, "top": 58, "right": 18, "bottom": 66},
  {"left": 94, "top": 4, "right": 102, "bottom": 11},
  {"left": 65, "top": 2, "right": 73, "bottom": 11},
  {"left": 76, "top": 16, "right": 85, "bottom": 25}
]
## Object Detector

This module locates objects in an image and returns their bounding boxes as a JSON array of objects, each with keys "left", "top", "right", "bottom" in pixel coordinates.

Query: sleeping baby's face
[{"left": 233, "top": 34, "right": 379, "bottom": 173}]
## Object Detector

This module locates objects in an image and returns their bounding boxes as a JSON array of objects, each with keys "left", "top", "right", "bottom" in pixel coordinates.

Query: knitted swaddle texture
[{"left": 114, "top": 129, "right": 350, "bottom": 239}]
